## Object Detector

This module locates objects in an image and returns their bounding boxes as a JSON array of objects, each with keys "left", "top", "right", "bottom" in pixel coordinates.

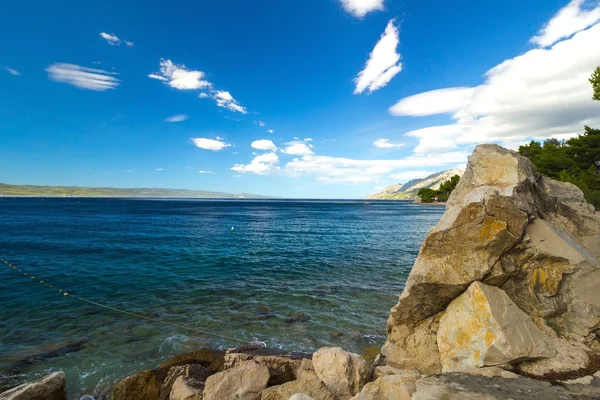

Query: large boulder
[
  {"left": 261, "top": 358, "right": 334, "bottom": 400},
  {"left": 0, "top": 371, "right": 66, "bottom": 400},
  {"left": 159, "top": 364, "right": 210, "bottom": 400},
  {"left": 382, "top": 144, "right": 600, "bottom": 377},
  {"left": 411, "top": 373, "right": 577, "bottom": 400},
  {"left": 112, "top": 368, "right": 167, "bottom": 400},
  {"left": 350, "top": 370, "right": 419, "bottom": 400},
  {"left": 437, "top": 281, "right": 554, "bottom": 372},
  {"left": 312, "top": 347, "right": 368, "bottom": 399},
  {"left": 224, "top": 346, "right": 310, "bottom": 386},
  {"left": 160, "top": 348, "right": 225, "bottom": 373},
  {"left": 170, "top": 375, "right": 204, "bottom": 400},
  {"left": 203, "top": 361, "right": 269, "bottom": 400}
]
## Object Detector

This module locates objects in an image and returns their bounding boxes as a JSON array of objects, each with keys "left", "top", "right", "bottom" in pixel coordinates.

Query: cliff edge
[{"left": 381, "top": 144, "right": 600, "bottom": 381}]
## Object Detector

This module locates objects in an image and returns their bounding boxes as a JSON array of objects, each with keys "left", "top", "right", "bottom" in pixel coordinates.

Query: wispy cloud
[
  {"left": 198, "top": 93, "right": 209, "bottom": 98},
  {"left": 281, "top": 141, "right": 314, "bottom": 155},
  {"left": 340, "top": 0, "right": 384, "bottom": 18},
  {"left": 257, "top": 121, "right": 265, "bottom": 127},
  {"left": 232, "top": 152, "right": 280, "bottom": 174},
  {"left": 164, "top": 114, "right": 189, "bottom": 122},
  {"left": 46, "top": 63, "right": 120, "bottom": 91},
  {"left": 192, "top": 137, "right": 231, "bottom": 151},
  {"left": 100, "top": 32, "right": 134, "bottom": 47},
  {"left": 213, "top": 90, "right": 247, "bottom": 114},
  {"left": 149, "top": 59, "right": 211, "bottom": 90},
  {"left": 531, "top": 0, "right": 600, "bottom": 47},
  {"left": 389, "top": 87, "right": 476, "bottom": 117},
  {"left": 251, "top": 139, "right": 278, "bottom": 151},
  {"left": 198, "top": 170, "right": 216, "bottom": 174},
  {"left": 4, "top": 66, "right": 19, "bottom": 76},
  {"left": 156, "top": 168, "right": 164, "bottom": 171},
  {"left": 389, "top": 16, "right": 600, "bottom": 154},
  {"left": 373, "top": 138, "right": 405, "bottom": 148},
  {"left": 354, "top": 19, "right": 402, "bottom": 94},
  {"left": 285, "top": 151, "right": 469, "bottom": 184},
  {"left": 267, "top": 129, "right": 275, "bottom": 134}
]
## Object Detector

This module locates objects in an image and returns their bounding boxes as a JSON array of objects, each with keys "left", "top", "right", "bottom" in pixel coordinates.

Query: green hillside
[{"left": 0, "top": 183, "right": 269, "bottom": 198}]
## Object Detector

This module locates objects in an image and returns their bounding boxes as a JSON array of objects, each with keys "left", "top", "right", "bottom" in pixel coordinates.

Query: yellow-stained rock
[{"left": 437, "top": 281, "right": 554, "bottom": 372}]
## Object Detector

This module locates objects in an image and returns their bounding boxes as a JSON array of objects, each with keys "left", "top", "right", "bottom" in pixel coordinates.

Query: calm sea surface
[{"left": 0, "top": 198, "right": 444, "bottom": 399}]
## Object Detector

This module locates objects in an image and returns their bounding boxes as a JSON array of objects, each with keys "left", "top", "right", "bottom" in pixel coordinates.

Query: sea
[{"left": 0, "top": 197, "right": 444, "bottom": 399}]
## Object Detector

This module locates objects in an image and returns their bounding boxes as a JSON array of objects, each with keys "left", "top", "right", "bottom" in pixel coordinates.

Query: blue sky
[{"left": 1, "top": 0, "right": 600, "bottom": 198}]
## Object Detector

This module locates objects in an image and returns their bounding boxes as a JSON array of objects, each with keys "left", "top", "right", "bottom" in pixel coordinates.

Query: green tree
[
  {"left": 591, "top": 66, "right": 600, "bottom": 101},
  {"left": 518, "top": 67, "right": 600, "bottom": 208},
  {"left": 417, "top": 175, "right": 461, "bottom": 203}
]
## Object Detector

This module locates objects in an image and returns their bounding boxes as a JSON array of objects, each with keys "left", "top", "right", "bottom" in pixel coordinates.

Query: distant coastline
[{"left": 0, "top": 182, "right": 270, "bottom": 199}]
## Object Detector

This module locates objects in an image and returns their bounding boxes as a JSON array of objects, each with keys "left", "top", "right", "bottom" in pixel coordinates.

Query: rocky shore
[{"left": 2, "top": 144, "right": 600, "bottom": 399}]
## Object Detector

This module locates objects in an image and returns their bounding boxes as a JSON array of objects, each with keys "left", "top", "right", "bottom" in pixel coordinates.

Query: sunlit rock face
[{"left": 381, "top": 144, "right": 600, "bottom": 377}]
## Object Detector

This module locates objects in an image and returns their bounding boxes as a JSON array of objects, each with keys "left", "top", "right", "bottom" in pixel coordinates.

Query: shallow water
[{"left": 0, "top": 198, "right": 444, "bottom": 399}]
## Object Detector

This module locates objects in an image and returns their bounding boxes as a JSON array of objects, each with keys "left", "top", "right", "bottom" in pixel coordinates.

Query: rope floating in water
[{"left": 0, "top": 258, "right": 264, "bottom": 347}]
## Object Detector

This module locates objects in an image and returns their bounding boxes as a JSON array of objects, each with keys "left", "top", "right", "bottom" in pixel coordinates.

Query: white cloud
[
  {"left": 267, "top": 129, "right": 275, "bottom": 134},
  {"left": 213, "top": 90, "right": 247, "bottom": 114},
  {"left": 198, "top": 92, "right": 209, "bottom": 98},
  {"left": 389, "top": 170, "right": 434, "bottom": 182},
  {"left": 46, "top": 63, "right": 120, "bottom": 91},
  {"left": 149, "top": 59, "right": 211, "bottom": 90},
  {"left": 5, "top": 67, "right": 19, "bottom": 76},
  {"left": 531, "top": 0, "right": 600, "bottom": 47},
  {"left": 251, "top": 139, "right": 278, "bottom": 151},
  {"left": 198, "top": 170, "right": 215, "bottom": 174},
  {"left": 258, "top": 121, "right": 265, "bottom": 127},
  {"left": 164, "top": 114, "right": 189, "bottom": 122},
  {"left": 304, "top": 138, "right": 313, "bottom": 141},
  {"left": 373, "top": 138, "right": 405, "bottom": 148},
  {"left": 354, "top": 20, "right": 402, "bottom": 94},
  {"left": 389, "top": 87, "right": 476, "bottom": 117},
  {"left": 284, "top": 151, "right": 469, "bottom": 184},
  {"left": 232, "top": 152, "right": 280, "bottom": 174},
  {"left": 156, "top": 168, "right": 164, "bottom": 171},
  {"left": 390, "top": 21, "right": 600, "bottom": 154},
  {"left": 282, "top": 142, "right": 314, "bottom": 155},
  {"left": 192, "top": 137, "right": 232, "bottom": 151},
  {"left": 100, "top": 32, "right": 133, "bottom": 47},
  {"left": 340, "top": 0, "right": 384, "bottom": 18}
]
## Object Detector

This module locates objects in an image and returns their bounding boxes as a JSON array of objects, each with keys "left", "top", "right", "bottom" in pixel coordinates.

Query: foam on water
[{"left": 0, "top": 198, "right": 444, "bottom": 399}]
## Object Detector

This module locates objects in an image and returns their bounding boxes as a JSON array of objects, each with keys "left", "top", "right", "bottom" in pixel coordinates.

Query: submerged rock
[
  {"left": 0, "top": 371, "right": 66, "bottom": 400},
  {"left": 382, "top": 144, "right": 600, "bottom": 377},
  {"left": 284, "top": 313, "right": 311, "bottom": 324},
  {"left": 8, "top": 339, "right": 88, "bottom": 373}
]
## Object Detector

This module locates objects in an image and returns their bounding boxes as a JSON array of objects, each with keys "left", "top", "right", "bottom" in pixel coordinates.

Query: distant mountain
[
  {"left": 366, "top": 169, "right": 464, "bottom": 200},
  {"left": 0, "top": 183, "right": 270, "bottom": 198}
]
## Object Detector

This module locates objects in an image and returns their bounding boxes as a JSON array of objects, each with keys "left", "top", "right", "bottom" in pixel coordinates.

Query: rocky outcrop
[
  {"left": 203, "top": 361, "right": 270, "bottom": 400},
  {"left": 170, "top": 376, "right": 204, "bottom": 400},
  {"left": 382, "top": 144, "right": 600, "bottom": 379},
  {"left": 350, "top": 370, "right": 419, "bottom": 400},
  {"left": 159, "top": 364, "right": 209, "bottom": 400},
  {"left": 437, "top": 281, "right": 554, "bottom": 372},
  {"left": 0, "top": 372, "right": 66, "bottom": 400},
  {"left": 224, "top": 346, "right": 310, "bottom": 386},
  {"left": 312, "top": 347, "right": 368, "bottom": 399}
]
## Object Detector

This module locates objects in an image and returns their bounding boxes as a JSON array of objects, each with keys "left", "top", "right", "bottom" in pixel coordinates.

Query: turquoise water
[{"left": 0, "top": 198, "right": 444, "bottom": 399}]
